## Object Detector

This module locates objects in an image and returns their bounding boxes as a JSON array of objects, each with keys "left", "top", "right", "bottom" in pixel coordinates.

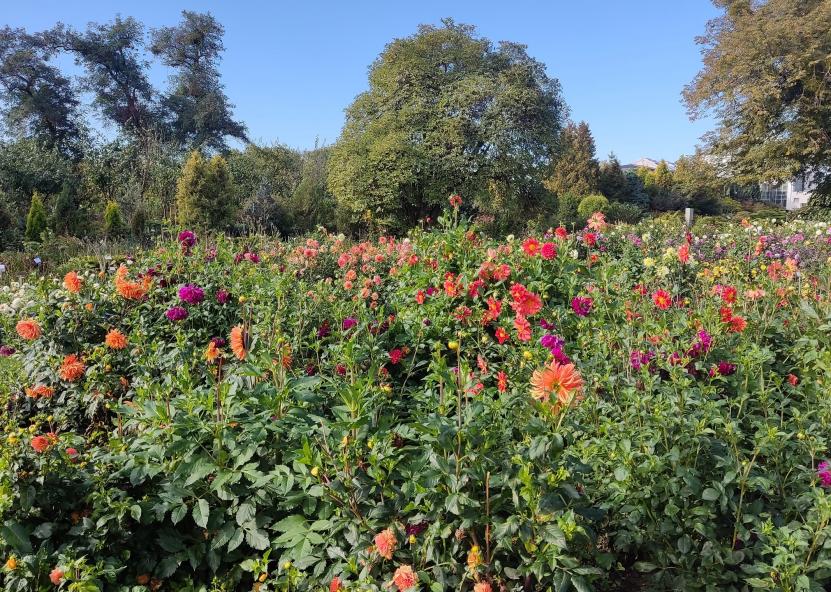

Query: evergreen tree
[
  {"left": 598, "top": 153, "right": 628, "bottom": 202},
  {"left": 24, "top": 191, "right": 47, "bottom": 241},
  {"left": 103, "top": 200, "right": 123, "bottom": 237},
  {"left": 51, "top": 181, "right": 76, "bottom": 235},
  {"left": 176, "top": 150, "right": 232, "bottom": 229},
  {"left": 544, "top": 122, "right": 599, "bottom": 198}
]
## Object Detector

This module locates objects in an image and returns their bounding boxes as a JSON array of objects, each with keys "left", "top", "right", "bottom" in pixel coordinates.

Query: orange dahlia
[
  {"left": 104, "top": 329, "right": 128, "bottom": 350},
  {"left": 530, "top": 359, "right": 584, "bottom": 406},
  {"left": 205, "top": 341, "right": 221, "bottom": 362},
  {"left": 63, "top": 271, "right": 82, "bottom": 293},
  {"left": 391, "top": 565, "right": 417, "bottom": 591},
  {"left": 59, "top": 354, "right": 86, "bottom": 382},
  {"left": 230, "top": 325, "right": 248, "bottom": 360},
  {"left": 16, "top": 319, "right": 42, "bottom": 340},
  {"left": 25, "top": 385, "right": 55, "bottom": 399},
  {"left": 374, "top": 528, "right": 397, "bottom": 560},
  {"left": 114, "top": 265, "right": 151, "bottom": 300}
]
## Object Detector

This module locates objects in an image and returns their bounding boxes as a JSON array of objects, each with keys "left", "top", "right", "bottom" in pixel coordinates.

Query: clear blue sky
[{"left": 5, "top": 0, "right": 720, "bottom": 164}]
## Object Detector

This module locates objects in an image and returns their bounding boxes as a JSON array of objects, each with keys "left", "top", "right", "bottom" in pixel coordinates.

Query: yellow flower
[
  {"left": 4, "top": 556, "right": 17, "bottom": 571},
  {"left": 643, "top": 257, "right": 655, "bottom": 268}
]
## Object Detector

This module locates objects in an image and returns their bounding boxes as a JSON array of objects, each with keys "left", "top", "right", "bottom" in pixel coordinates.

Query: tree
[
  {"left": 227, "top": 144, "right": 301, "bottom": 233},
  {"left": 684, "top": 0, "right": 831, "bottom": 205},
  {"left": 150, "top": 11, "right": 247, "bottom": 151},
  {"left": 24, "top": 191, "right": 47, "bottom": 241},
  {"left": 176, "top": 150, "right": 233, "bottom": 229},
  {"left": 598, "top": 153, "right": 628, "bottom": 202},
  {"left": 47, "top": 17, "right": 160, "bottom": 136},
  {"left": 328, "top": 19, "right": 566, "bottom": 232},
  {"left": 103, "top": 200, "right": 123, "bottom": 237},
  {"left": 544, "top": 122, "right": 599, "bottom": 198},
  {"left": 639, "top": 160, "right": 680, "bottom": 211},
  {"left": 0, "top": 27, "right": 81, "bottom": 154},
  {"left": 672, "top": 152, "right": 725, "bottom": 214},
  {"left": 51, "top": 181, "right": 77, "bottom": 235}
]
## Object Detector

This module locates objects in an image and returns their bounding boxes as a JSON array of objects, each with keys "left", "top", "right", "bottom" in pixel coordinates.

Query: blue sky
[{"left": 5, "top": 0, "right": 720, "bottom": 164}]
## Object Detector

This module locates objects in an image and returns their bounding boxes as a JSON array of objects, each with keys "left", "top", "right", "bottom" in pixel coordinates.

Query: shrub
[
  {"left": 576, "top": 194, "right": 609, "bottom": 219},
  {"left": 605, "top": 201, "right": 643, "bottom": 224},
  {"left": 51, "top": 183, "right": 77, "bottom": 236},
  {"left": 555, "top": 192, "right": 583, "bottom": 229},
  {"left": 176, "top": 151, "right": 234, "bottom": 229},
  {"left": 24, "top": 192, "right": 48, "bottom": 242},
  {"left": 102, "top": 201, "right": 124, "bottom": 238}
]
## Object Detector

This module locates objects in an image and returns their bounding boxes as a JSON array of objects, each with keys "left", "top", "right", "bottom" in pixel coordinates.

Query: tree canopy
[
  {"left": 328, "top": 19, "right": 566, "bottom": 232},
  {"left": 684, "top": 0, "right": 831, "bottom": 203},
  {"left": 151, "top": 11, "right": 247, "bottom": 151}
]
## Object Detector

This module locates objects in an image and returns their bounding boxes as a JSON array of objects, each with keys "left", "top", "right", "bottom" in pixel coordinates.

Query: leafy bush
[
  {"left": 576, "top": 194, "right": 609, "bottom": 219},
  {"left": 603, "top": 201, "right": 642, "bottom": 224}
]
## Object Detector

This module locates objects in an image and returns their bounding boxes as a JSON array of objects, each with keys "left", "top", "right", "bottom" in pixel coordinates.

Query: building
[
  {"left": 759, "top": 176, "right": 814, "bottom": 210},
  {"left": 627, "top": 154, "right": 815, "bottom": 211},
  {"left": 621, "top": 157, "right": 675, "bottom": 173}
]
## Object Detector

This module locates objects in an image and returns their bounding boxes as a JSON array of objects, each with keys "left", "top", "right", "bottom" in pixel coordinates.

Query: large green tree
[
  {"left": 150, "top": 11, "right": 247, "bottom": 151},
  {"left": 544, "top": 121, "right": 599, "bottom": 199},
  {"left": 328, "top": 19, "right": 566, "bottom": 232},
  {"left": 46, "top": 17, "right": 160, "bottom": 136},
  {"left": 0, "top": 27, "right": 81, "bottom": 154},
  {"left": 684, "top": 0, "right": 831, "bottom": 205}
]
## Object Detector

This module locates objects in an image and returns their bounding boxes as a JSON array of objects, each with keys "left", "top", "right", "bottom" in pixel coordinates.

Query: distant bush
[
  {"left": 556, "top": 192, "right": 583, "bottom": 229},
  {"left": 577, "top": 194, "right": 609, "bottom": 219},
  {"left": 605, "top": 201, "right": 643, "bottom": 224}
]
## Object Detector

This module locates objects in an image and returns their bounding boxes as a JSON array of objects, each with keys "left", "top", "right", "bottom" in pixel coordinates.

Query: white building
[
  {"left": 759, "top": 176, "right": 814, "bottom": 210},
  {"left": 621, "top": 157, "right": 675, "bottom": 172}
]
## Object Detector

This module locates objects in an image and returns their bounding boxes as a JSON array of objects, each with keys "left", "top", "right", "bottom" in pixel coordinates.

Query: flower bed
[{"left": 1, "top": 209, "right": 831, "bottom": 591}]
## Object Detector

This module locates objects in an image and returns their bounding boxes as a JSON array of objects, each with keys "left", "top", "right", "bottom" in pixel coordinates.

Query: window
[{"left": 760, "top": 182, "right": 787, "bottom": 208}]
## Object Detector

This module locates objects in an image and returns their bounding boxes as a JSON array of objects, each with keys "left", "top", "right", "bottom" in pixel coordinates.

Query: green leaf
[
  {"left": 236, "top": 502, "right": 256, "bottom": 526},
  {"left": 702, "top": 488, "right": 719, "bottom": 501},
  {"left": 614, "top": 466, "right": 629, "bottom": 482},
  {"left": 193, "top": 498, "right": 210, "bottom": 528},
  {"left": 245, "top": 528, "right": 270, "bottom": 550},
  {"left": 227, "top": 527, "right": 245, "bottom": 552},
  {"left": 633, "top": 561, "right": 657, "bottom": 573},
  {"left": 0, "top": 522, "right": 31, "bottom": 554},
  {"left": 171, "top": 504, "right": 187, "bottom": 525}
]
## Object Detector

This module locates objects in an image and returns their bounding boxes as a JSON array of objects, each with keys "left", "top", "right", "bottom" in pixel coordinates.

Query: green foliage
[
  {"left": 604, "top": 201, "right": 643, "bottom": 224},
  {"left": 50, "top": 182, "right": 76, "bottom": 236},
  {"left": 2, "top": 216, "right": 831, "bottom": 590},
  {"left": 685, "top": 0, "right": 831, "bottom": 202},
  {"left": 0, "top": 27, "right": 81, "bottom": 154},
  {"left": 328, "top": 18, "right": 565, "bottom": 232},
  {"left": 176, "top": 150, "right": 233, "bottom": 229},
  {"left": 672, "top": 152, "right": 725, "bottom": 215},
  {"left": 24, "top": 191, "right": 47, "bottom": 242},
  {"left": 102, "top": 200, "right": 123, "bottom": 237},
  {"left": 544, "top": 121, "right": 599, "bottom": 198},
  {"left": 129, "top": 206, "right": 146, "bottom": 239},
  {"left": 598, "top": 154, "right": 628, "bottom": 202},
  {"left": 150, "top": 11, "right": 247, "bottom": 151},
  {"left": 576, "top": 194, "right": 609, "bottom": 219},
  {"left": 555, "top": 192, "right": 583, "bottom": 229}
]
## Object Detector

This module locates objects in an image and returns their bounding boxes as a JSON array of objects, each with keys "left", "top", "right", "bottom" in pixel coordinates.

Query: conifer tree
[
  {"left": 544, "top": 122, "right": 599, "bottom": 198},
  {"left": 24, "top": 191, "right": 48, "bottom": 241}
]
